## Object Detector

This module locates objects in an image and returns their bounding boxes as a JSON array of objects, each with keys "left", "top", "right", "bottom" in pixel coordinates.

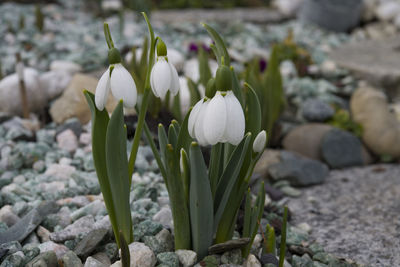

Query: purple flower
[{"left": 259, "top": 58, "right": 267, "bottom": 72}]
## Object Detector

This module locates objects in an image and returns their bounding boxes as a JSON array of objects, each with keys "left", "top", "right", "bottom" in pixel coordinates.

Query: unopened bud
[{"left": 253, "top": 130, "right": 267, "bottom": 153}]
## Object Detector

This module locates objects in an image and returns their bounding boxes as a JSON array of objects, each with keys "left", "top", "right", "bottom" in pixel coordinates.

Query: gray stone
[
  {"left": 134, "top": 219, "right": 163, "bottom": 241},
  {"left": 321, "top": 129, "right": 364, "bottom": 169},
  {"left": 292, "top": 254, "right": 313, "bottom": 267},
  {"left": 125, "top": 242, "right": 156, "bottom": 267},
  {"left": 244, "top": 254, "right": 261, "bottom": 267},
  {"left": 61, "top": 251, "right": 83, "bottom": 267},
  {"left": 91, "top": 252, "right": 111, "bottom": 266},
  {"left": 70, "top": 199, "right": 106, "bottom": 221},
  {"left": 175, "top": 250, "right": 197, "bottom": 267},
  {"left": 302, "top": 99, "right": 334, "bottom": 122},
  {"left": 152, "top": 206, "right": 173, "bottom": 230},
  {"left": 288, "top": 164, "right": 400, "bottom": 266},
  {"left": 268, "top": 151, "right": 329, "bottom": 187},
  {"left": 221, "top": 249, "right": 243, "bottom": 265},
  {"left": 208, "top": 238, "right": 250, "bottom": 254},
  {"left": 0, "top": 201, "right": 58, "bottom": 244},
  {"left": 0, "top": 205, "right": 20, "bottom": 226},
  {"left": 38, "top": 241, "right": 69, "bottom": 259},
  {"left": 259, "top": 253, "right": 279, "bottom": 266},
  {"left": 0, "top": 241, "right": 22, "bottom": 256},
  {"left": 0, "top": 253, "right": 24, "bottom": 267},
  {"left": 26, "top": 251, "right": 58, "bottom": 267},
  {"left": 84, "top": 256, "right": 108, "bottom": 267},
  {"left": 74, "top": 228, "right": 108, "bottom": 257},
  {"left": 22, "top": 246, "right": 40, "bottom": 265},
  {"left": 50, "top": 215, "right": 95, "bottom": 242},
  {"left": 331, "top": 37, "right": 400, "bottom": 101},
  {"left": 157, "top": 252, "right": 180, "bottom": 267}
]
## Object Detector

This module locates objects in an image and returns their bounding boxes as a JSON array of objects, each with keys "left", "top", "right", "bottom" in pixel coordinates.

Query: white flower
[
  {"left": 253, "top": 130, "right": 267, "bottom": 153},
  {"left": 188, "top": 91, "right": 245, "bottom": 146},
  {"left": 150, "top": 57, "right": 179, "bottom": 99},
  {"left": 95, "top": 63, "right": 137, "bottom": 111}
]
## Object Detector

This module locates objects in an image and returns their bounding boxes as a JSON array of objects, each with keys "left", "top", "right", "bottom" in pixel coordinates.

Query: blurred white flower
[
  {"left": 95, "top": 63, "right": 137, "bottom": 111},
  {"left": 150, "top": 56, "right": 180, "bottom": 99},
  {"left": 253, "top": 130, "right": 267, "bottom": 153}
]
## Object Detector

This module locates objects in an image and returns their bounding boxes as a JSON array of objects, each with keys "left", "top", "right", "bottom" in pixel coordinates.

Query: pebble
[
  {"left": 244, "top": 254, "right": 261, "bottom": 267},
  {"left": 84, "top": 256, "right": 108, "bottom": 267},
  {"left": 126, "top": 242, "right": 156, "bottom": 267},
  {"left": 302, "top": 98, "right": 334, "bottom": 122},
  {"left": 25, "top": 251, "right": 58, "bottom": 267},
  {"left": 175, "top": 249, "right": 197, "bottom": 267},
  {"left": 157, "top": 252, "right": 180, "bottom": 266},
  {"left": 57, "top": 129, "right": 79, "bottom": 153},
  {"left": 74, "top": 228, "right": 108, "bottom": 257},
  {"left": 50, "top": 215, "right": 95, "bottom": 242},
  {"left": 0, "top": 205, "right": 20, "bottom": 226},
  {"left": 61, "top": 251, "right": 83, "bottom": 267}
]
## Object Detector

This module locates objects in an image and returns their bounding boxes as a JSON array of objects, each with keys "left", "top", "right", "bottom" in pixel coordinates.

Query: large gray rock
[
  {"left": 302, "top": 98, "right": 334, "bottom": 122},
  {"left": 50, "top": 215, "right": 95, "bottom": 242},
  {"left": 331, "top": 37, "right": 400, "bottom": 101},
  {"left": 268, "top": 151, "right": 329, "bottom": 187},
  {"left": 321, "top": 128, "right": 364, "bottom": 168},
  {"left": 0, "top": 201, "right": 58, "bottom": 244}
]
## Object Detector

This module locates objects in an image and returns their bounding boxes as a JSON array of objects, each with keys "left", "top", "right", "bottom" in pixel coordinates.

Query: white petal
[
  {"left": 188, "top": 99, "right": 203, "bottom": 138},
  {"left": 195, "top": 100, "right": 210, "bottom": 146},
  {"left": 168, "top": 61, "right": 180, "bottom": 96},
  {"left": 253, "top": 130, "right": 267, "bottom": 153},
  {"left": 223, "top": 91, "right": 245, "bottom": 145},
  {"left": 95, "top": 68, "right": 111, "bottom": 111},
  {"left": 150, "top": 63, "right": 160, "bottom": 98},
  {"left": 150, "top": 58, "right": 171, "bottom": 99},
  {"left": 203, "top": 91, "right": 227, "bottom": 145},
  {"left": 110, "top": 64, "right": 137, "bottom": 108}
]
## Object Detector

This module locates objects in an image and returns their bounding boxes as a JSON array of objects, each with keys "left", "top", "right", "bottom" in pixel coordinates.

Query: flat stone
[
  {"left": 125, "top": 242, "right": 156, "bottom": 267},
  {"left": 288, "top": 164, "right": 400, "bottom": 266},
  {"left": 330, "top": 37, "right": 400, "bottom": 101},
  {"left": 38, "top": 241, "right": 69, "bottom": 259},
  {"left": 268, "top": 151, "right": 329, "bottom": 187},
  {"left": 26, "top": 251, "right": 58, "bottom": 267},
  {"left": 84, "top": 256, "right": 108, "bottom": 267},
  {"left": 0, "top": 201, "right": 58, "bottom": 244},
  {"left": 50, "top": 215, "right": 95, "bottom": 242},
  {"left": 244, "top": 254, "right": 261, "bottom": 267},
  {"left": 208, "top": 238, "right": 250, "bottom": 254},
  {"left": 321, "top": 129, "right": 364, "bottom": 169},
  {"left": 302, "top": 99, "right": 334, "bottom": 122},
  {"left": 157, "top": 252, "right": 180, "bottom": 267},
  {"left": 61, "top": 251, "right": 83, "bottom": 267},
  {"left": 74, "top": 228, "right": 108, "bottom": 257}
]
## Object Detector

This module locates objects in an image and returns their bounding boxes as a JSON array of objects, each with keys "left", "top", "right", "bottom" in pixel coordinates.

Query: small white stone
[
  {"left": 36, "top": 226, "right": 51, "bottom": 242},
  {"left": 152, "top": 206, "right": 173, "bottom": 231},
  {"left": 176, "top": 249, "right": 197, "bottom": 267},
  {"left": 376, "top": 1, "right": 400, "bottom": 21},
  {"left": 57, "top": 129, "right": 78, "bottom": 153},
  {"left": 38, "top": 241, "right": 69, "bottom": 259},
  {"left": 45, "top": 164, "right": 76, "bottom": 180},
  {"left": 0, "top": 205, "right": 20, "bottom": 226},
  {"left": 84, "top": 256, "right": 108, "bottom": 267},
  {"left": 296, "top": 222, "right": 312, "bottom": 234},
  {"left": 125, "top": 242, "right": 156, "bottom": 267},
  {"left": 12, "top": 175, "right": 25, "bottom": 184},
  {"left": 244, "top": 254, "right": 261, "bottom": 267},
  {"left": 79, "top": 132, "right": 92, "bottom": 145},
  {"left": 50, "top": 60, "right": 82, "bottom": 75}
]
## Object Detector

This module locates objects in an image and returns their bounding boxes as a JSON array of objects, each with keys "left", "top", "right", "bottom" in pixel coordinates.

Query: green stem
[
  {"left": 104, "top": 22, "right": 114, "bottom": 49},
  {"left": 128, "top": 12, "right": 156, "bottom": 181},
  {"left": 279, "top": 206, "right": 288, "bottom": 267}
]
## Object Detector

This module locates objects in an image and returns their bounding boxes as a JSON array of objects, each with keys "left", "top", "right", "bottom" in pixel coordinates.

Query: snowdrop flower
[
  {"left": 253, "top": 130, "right": 267, "bottom": 153},
  {"left": 188, "top": 65, "right": 245, "bottom": 146},
  {"left": 150, "top": 39, "right": 179, "bottom": 99},
  {"left": 95, "top": 48, "right": 137, "bottom": 111}
]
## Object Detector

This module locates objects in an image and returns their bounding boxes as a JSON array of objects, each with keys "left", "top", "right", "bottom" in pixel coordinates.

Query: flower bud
[
  {"left": 215, "top": 65, "right": 232, "bottom": 92},
  {"left": 157, "top": 39, "right": 167, "bottom": 57},
  {"left": 108, "top": 48, "right": 122, "bottom": 64},
  {"left": 253, "top": 130, "right": 267, "bottom": 153},
  {"left": 205, "top": 78, "right": 216, "bottom": 98}
]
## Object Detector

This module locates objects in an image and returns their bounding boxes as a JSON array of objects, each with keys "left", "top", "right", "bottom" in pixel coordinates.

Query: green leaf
[
  {"left": 158, "top": 124, "right": 168, "bottom": 167},
  {"left": 84, "top": 91, "right": 120, "bottom": 247},
  {"left": 175, "top": 109, "right": 192, "bottom": 156},
  {"left": 208, "top": 143, "right": 223, "bottom": 197},
  {"left": 168, "top": 124, "right": 178, "bottom": 148},
  {"left": 180, "top": 148, "right": 190, "bottom": 204},
  {"left": 198, "top": 46, "right": 212, "bottom": 87},
  {"left": 279, "top": 206, "right": 288, "bottom": 267},
  {"left": 214, "top": 133, "right": 251, "bottom": 231},
  {"left": 189, "top": 142, "right": 214, "bottom": 260},
  {"left": 243, "top": 189, "right": 252, "bottom": 237},
  {"left": 187, "top": 78, "right": 201, "bottom": 106},
  {"left": 202, "top": 23, "right": 230, "bottom": 66},
  {"left": 244, "top": 83, "right": 261, "bottom": 139},
  {"left": 265, "top": 224, "right": 276, "bottom": 255},
  {"left": 120, "top": 231, "right": 130, "bottom": 267},
  {"left": 143, "top": 123, "right": 167, "bottom": 180},
  {"left": 231, "top": 67, "right": 244, "bottom": 109},
  {"left": 106, "top": 101, "right": 133, "bottom": 244},
  {"left": 172, "top": 92, "right": 182, "bottom": 122}
]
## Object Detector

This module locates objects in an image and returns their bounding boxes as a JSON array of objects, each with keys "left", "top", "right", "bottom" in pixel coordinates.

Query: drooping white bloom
[
  {"left": 253, "top": 130, "right": 267, "bottom": 153},
  {"left": 95, "top": 63, "right": 137, "bottom": 111},
  {"left": 150, "top": 56, "right": 180, "bottom": 99},
  {"left": 188, "top": 91, "right": 245, "bottom": 146}
]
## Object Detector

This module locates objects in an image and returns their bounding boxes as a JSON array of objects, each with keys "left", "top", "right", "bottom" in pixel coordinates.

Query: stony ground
[{"left": 288, "top": 164, "right": 400, "bottom": 267}]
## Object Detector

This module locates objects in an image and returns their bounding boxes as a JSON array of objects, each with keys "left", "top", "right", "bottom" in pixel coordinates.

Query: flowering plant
[{"left": 85, "top": 13, "right": 268, "bottom": 265}]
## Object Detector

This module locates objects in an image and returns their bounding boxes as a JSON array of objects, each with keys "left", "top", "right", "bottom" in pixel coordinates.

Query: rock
[
  {"left": 221, "top": 249, "right": 242, "bottom": 265},
  {"left": 22, "top": 245, "right": 40, "bottom": 264},
  {"left": 91, "top": 252, "right": 111, "bottom": 266},
  {"left": 260, "top": 253, "right": 279, "bottom": 266},
  {"left": 36, "top": 226, "right": 51, "bottom": 242},
  {"left": 0, "top": 241, "right": 22, "bottom": 255},
  {"left": 143, "top": 228, "right": 174, "bottom": 254},
  {"left": 56, "top": 117, "right": 83, "bottom": 138},
  {"left": 157, "top": 252, "right": 180, "bottom": 267},
  {"left": 268, "top": 151, "right": 329, "bottom": 187},
  {"left": 292, "top": 254, "right": 313, "bottom": 267},
  {"left": 301, "top": 99, "right": 334, "bottom": 122},
  {"left": 26, "top": 251, "right": 58, "bottom": 267},
  {"left": 0, "top": 68, "right": 45, "bottom": 116},
  {"left": 38, "top": 241, "right": 69, "bottom": 259},
  {"left": 350, "top": 87, "right": 400, "bottom": 158},
  {"left": 50, "top": 60, "right": 82, "bottom": 75},
  {"left": 70, "top": 199, "right": 106, "bottom": 221},
  {"left": 253, "top": 149, "right": 281, "bottom": 178},
  {"left": 280, "top": 186, "right": 302, "bottom": 197},
  {"left": 175, "top": 250, "right": 197, "bottom": 267},
  {"left": 50, "top": 215, "right": 95, "bottom": 242},
  {"left": 39, "top": 71, "right": 72, "bottom": 100},
  {"left": 134, "top": 219, "right": 163, "bottom": 241},
  {"left": 44, "top": 164, "right": 76, "bottom": 180},
  {"left": 330, "top": 37, "right": 400, "bottom": 101},
  {"left": 49, "top": 74, "right": 118, "bottom": 124},
  {"left": 273, "top": 0, "right": 304, "bottom": 16},
  {"left": 282, "top": 124, "right": 333, "bottom": 161},
  {"left": 125, "top": 242, "right": 156, "bottom": 267},
  {"left": 321, "top": 128, "right": 364, "bottom": 168},
  {"left": 57, "top": 129, "right": 79, "bottom": 153},
  {"left": 61, "top": 251, "right": 83, "bottom": 267},
  {"left": 1, "top": 253, "right": 24, "bottom": 267},
  {"left": 208, "top": 238, "right": 250, "bottom": 254},
  {"left": 152, "top": 206, "right": 173, "bottom": 230},
  {"left": 74, "top": 228, "right": 108, "bottom": 257},
  {"left": 0, "top": 201, "right": 58, "bottom": 244},
  {"left": 244, "top": 254, "right": 261, "bottom": 267},
  {"left": 84, "top": 256, "right": 108, "bottom": 267},
  {"left": 0, "top": 205, "right": 20, "bottom": 226},
  {"left": 376, "top": 1, "right": 400, "bottom": 21}
]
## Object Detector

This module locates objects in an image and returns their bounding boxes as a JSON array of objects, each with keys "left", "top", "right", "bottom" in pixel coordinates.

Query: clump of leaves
[
  {"left": 274, "top": 30, "right": 312, "bottom": 77},
  {"left": 328, "top": 108, "right": 363, "bottom": 137}
]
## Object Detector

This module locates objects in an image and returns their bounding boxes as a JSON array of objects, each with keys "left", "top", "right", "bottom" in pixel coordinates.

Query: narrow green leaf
[
  {"left": 120, "top": 231, "right": 130, "bottom": 267},
  {"left": 187, "top": 78, "right": 201, "bottom": 106},
  {"left": 214, "top": 134, "right": 251, "bottom": 230},
  {"left": 231, "top": 67, "right": 244, "bottom": 109},
  {"left": 172, "top": 92, "right": 182, "bottom": 122},
  {"left": 279, "top": 206, "right": 288, "bottom": 267},
  {"left": 84, "top": 91, "right": 120, "bottom": 247},
  {"left": 189, "top": 142, "right": 214, "bottom": 260},
  {"left": 168, "top": 124, "right": 178, "bottom": 148},
  {"left": 243, "top": 189, "right": 252, "bottom": 237},
  {"left": 175, "top": 108, "right": 192, "bottom": 155},
  {"left": 208, "top": 143, "right": 223, "bottom": 197},
  {"left": 202, "top": 23, "right": 230, "bottom": 66},
  {"left": 106, "top": 101, "right": 133, "bottom": 244},
  {"left": 143, "top": 123, "right": 167, "bottom": 181},
  {"left": 265, "top": 224, "right": 276, "bottom": 255},
  {"left": 180, "top": 148, "right": 190, "bottom": 204},
  {"left": 198, "top": 46, "right": 212, "bottom": 87},
  {"left": 158, "top": 124, "right": 168, "bottom": 165},
  {"left": 244, "top": 83, "right": 261, "bottom": 139}
]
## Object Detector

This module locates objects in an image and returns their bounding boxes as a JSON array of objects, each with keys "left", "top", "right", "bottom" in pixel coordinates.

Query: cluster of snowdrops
[{"left": 85, "top": 13, "right": 271, "bottom": 266}]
